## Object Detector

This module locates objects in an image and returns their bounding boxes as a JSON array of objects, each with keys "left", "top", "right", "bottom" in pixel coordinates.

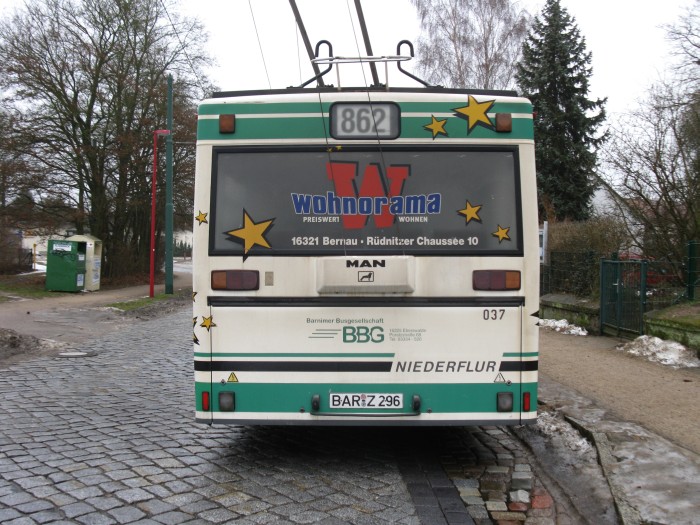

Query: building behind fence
[{"left": 541, "top": 240, "right": 699, "bottom": 314}]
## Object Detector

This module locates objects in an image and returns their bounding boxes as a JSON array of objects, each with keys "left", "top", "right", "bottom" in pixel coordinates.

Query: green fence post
[
  {"left": 640, "top": 260, "right": 648, "bottom": 334},
  {"left": 689, "top": 240, "right": 698, "bottom": 301},
  {"left": 599, "top": 258, "right": 605, "bottom": 335}
]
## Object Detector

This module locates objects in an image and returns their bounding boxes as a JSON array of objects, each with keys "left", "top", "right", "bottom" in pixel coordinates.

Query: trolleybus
[{"left": 193, "top": 43, "right": 539, "bottom": 425}]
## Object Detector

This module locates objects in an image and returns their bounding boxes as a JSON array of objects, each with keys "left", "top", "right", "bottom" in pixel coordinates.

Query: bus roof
[{"left": 211, "top": 86, "right": 519, "bottom": 99}]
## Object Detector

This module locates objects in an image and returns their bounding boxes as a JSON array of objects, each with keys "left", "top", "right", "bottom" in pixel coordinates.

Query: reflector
[
  {"left": 219, "top": 114, "right": 235, "bottom": 134},
  {"left": 495, "top": 113, "right": 512, "bottom": 132},
  {"left": 523, "top": 392, "right": 531, "bottom": 412}
]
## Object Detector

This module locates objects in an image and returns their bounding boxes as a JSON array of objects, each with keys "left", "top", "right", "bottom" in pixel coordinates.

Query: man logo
[
  {"left": 346, "top": 259, "right": 386, "bottom": 268},
  {"left": 358, "top": 271, "right": 374, "bottom": 283}
]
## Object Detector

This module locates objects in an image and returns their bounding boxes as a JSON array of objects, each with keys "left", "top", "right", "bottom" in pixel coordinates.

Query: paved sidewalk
[{"left": 537, "top": 330, "right": 700, "bottom": 525}]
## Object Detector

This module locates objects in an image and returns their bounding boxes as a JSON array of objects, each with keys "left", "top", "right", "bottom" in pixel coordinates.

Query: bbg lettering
[{"left": 343, "top": 326, "right": 384, "bottom": 343}]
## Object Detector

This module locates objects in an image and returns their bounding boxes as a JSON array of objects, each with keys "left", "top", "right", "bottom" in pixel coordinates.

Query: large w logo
[{"left": 326, "top": 161, "right": 410, "bottom": 229}]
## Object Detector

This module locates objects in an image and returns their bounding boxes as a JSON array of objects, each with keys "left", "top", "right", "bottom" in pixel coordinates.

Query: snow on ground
[
  {"left": 534, "top": 409, "right": 594, "bottom": 454},
  {"left": 539, "top": 318, "right": 699, "bottom": 369},
  {"left": 538, "top": 318, "right": 588, "bottom": 336},
  {"left": 617, "top": 335, "right": 700, "bottom": 368}
]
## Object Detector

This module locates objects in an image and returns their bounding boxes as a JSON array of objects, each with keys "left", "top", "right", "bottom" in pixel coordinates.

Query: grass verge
[{"left": 107, "top": 293, "right": 174, "bottom": 312}]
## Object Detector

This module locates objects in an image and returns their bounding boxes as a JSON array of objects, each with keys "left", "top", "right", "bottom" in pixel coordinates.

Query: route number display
[{"left": 330, "top": 102, "right": 400, "bottom": 139}]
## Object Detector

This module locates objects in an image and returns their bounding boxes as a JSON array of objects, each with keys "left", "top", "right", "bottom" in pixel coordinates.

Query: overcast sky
[
  {"left": 0, "top": 0, "right": 694, "bottom": 116},
  {"left": 179, "top": 0, "right": 693, "bottom": 117}
]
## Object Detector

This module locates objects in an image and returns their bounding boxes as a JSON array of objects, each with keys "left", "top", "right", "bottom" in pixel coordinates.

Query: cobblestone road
[{"left": 0, "top": 307, "right": 562, "bottom": 525}]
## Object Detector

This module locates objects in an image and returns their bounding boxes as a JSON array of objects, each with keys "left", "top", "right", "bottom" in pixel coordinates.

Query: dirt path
[
  {"left": 539, "top": 329, "right": 700, "bottom": 455},
  {"left": 0, "top": 273, "right": 191, "bottom": 367}
]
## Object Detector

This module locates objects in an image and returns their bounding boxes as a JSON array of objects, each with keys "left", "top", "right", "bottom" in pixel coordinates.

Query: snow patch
[
  {"left": 538, "top": 318, "right": 588, "bottom": 336},
  {"left": 617, "top": 335, "right": 699, "bottom": 368},
  {"left": 535, "top": 410, "right": 593, "bottom": 453}
]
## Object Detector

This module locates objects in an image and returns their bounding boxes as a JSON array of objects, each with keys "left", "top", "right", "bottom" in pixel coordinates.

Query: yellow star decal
[
  {"left": 492, "top": 225, "right": 511, "bottom": 243},
  {"left": 193, "top": 316, "right": 197, "bottom": 328},
  {"left": 423, "top": 115, "right": 448, "bottom": 138},
  {"left": 192, "top": 291, "right": 197, "bottom": 302},
  {"left": 195, "top": 210, "right": 208, "bottom": 225},
  {"left": 326, "top": 145, "right": 343, "bottom": 153},
  {"left": 200, "top": 316, "right": 216, "bottom": 332},
  {"left": 453, "top": 96, "right": 495, "bottom": 132},
  {"left": 226, "top": 210, "right": 274, "bottom": 255},
  {"left": 457, "top": 201, "right": 482, "bottom": 223},
  {"left": 193, "top": 332, "right": 200, "bottom": 345}
]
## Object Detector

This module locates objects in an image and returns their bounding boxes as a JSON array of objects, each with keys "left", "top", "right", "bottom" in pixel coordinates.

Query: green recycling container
[{"left": 45, "top": 240, "right": 87, "bottom": 292}]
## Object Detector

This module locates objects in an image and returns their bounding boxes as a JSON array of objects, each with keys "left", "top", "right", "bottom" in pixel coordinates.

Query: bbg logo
[{"left": 342, "top": 326, "right": 384, "bottom": 343}]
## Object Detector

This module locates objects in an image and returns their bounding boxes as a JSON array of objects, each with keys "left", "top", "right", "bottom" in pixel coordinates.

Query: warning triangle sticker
[
  {"left": 227, "top": 372, "right": 239, "bottom": 383},
  {"left": 494, "top": 373, "right": 506, "bottom": 383}
]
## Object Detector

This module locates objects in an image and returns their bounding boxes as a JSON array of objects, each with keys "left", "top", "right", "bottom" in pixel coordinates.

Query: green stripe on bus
[
  {"left": 503, "top": 352, "right": 539, "bottom": 357},
  {"left": 399, "top": 101, "right": 533, "bottom": 114},
  {"left": 199, "top": 102, "right": 328, "bottom": 116},
  {"left": 196, "top": 117, "right": 534, "bottom": 141},
  {"left": 194, "top": 352, "right": 396, "bottom": 358},
  {"left": 195, "top": 381, "right": 538, "bottom": 414}
]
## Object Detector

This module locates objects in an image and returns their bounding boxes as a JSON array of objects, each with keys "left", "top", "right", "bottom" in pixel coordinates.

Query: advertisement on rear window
[{"left": 209, "top": 147, "right": 522, "bottom": 256}]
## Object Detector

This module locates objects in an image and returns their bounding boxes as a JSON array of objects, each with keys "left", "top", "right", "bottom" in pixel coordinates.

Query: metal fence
[
  {"left": 0, "top": 248, "right": 33, "bottom": 274},
  {"left": 540, "top": 251, "right": 602, "bottom": 298},
  {"left": 541, "top": 245, "right": 695, "bottom": 311},
  {"left": 689, "top": 240, "right": 699, "bottom": 301}
]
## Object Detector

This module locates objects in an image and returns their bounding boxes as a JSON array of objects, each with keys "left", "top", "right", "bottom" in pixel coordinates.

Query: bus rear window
[{"left": 209, "top": 147, "right": 523, "bottom": 256}]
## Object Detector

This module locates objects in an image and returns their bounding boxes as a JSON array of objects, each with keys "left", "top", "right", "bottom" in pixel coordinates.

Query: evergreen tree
[{"left": 516, "top": 0, "right": 606, "bottom": 222}]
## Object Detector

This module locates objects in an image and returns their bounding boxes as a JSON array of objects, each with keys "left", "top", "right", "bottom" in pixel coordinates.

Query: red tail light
[
  {"left": 523, "top": 392, "right": 531, "bottom": 412},
  {"left": 202, "top": 391, "right": 210, "bottom": 411},
  {"left": 211, "top": 270, "right": 259, "bottom": 291}
]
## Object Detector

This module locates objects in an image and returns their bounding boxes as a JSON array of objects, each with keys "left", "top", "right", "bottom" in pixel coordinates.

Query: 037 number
[{"left": 483, "top": 309, "right": 505, "bottom": 320}]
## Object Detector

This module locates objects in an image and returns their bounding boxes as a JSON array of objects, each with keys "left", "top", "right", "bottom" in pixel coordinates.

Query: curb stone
[
  {"left": 440, "top": 427, "right": 568, "bottom": 524},
  {"left": 564, "top": 415, "right": 643, "bottom": 525}
]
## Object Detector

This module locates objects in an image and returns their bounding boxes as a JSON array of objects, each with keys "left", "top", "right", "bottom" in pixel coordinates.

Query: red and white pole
[{"left": 150, "top": 129, "right": 170, "bottom": 297}]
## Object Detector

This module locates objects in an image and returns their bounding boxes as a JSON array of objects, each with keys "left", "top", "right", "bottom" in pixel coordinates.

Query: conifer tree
[{"left": 516, "top": 0, "right": 606, "bottom": 221}]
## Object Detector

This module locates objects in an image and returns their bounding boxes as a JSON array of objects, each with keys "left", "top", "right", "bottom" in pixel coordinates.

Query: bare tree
[
  {"left": 665, "top": 0, "right": 700, "bottom": 88},
  {"left": 601, "top": 83, "right": 699, "bottom": 263},
  {"left": 0, "top": 0, "right": 211, "bottom": 278},
  {"left": 411, "top": 0, "right": 530, "bottom": 90},
  {"left": 601, "top": 3, "right": 699, "bottom": 264}
]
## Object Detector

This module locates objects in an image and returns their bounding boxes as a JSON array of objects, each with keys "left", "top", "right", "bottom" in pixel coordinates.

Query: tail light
[
  {"left": 473, "top": 270, "right": 521, "bottom": 291},
  {"left": 202, "top": 391, "right": 210, "bottom": 411},
  {"left": 211, "top": 270, "right": 259, "bottom": 291}
]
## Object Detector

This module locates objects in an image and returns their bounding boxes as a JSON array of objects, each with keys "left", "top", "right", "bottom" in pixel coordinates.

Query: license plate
[{"left": 329, "top": 393, "right": 403, "bottom": 409}]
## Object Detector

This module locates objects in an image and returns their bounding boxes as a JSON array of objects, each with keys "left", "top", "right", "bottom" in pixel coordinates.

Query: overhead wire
[
  {"left": 248, "top": 0, "right": 272, "bottom": 90},
  {"left": 345, "top": 0, "right": 370, "bottom": 89},
  {"left": 342, "top": 0, "right": 403, "bottom": 252},
  {"left": 157, "top": 0, "right": 208, "bottom": 96}
]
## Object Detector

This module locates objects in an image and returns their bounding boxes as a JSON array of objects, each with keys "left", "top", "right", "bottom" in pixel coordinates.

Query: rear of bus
[{"left": 193, "top": 88, "right": 539, "bottom": 425}]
